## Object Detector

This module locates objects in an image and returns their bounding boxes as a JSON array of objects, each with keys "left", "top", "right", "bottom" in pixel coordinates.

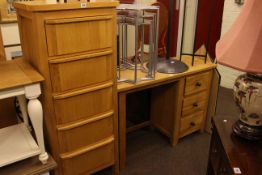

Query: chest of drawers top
[{"left": 14, "top": 1, "right": 119, "bottom": 12}]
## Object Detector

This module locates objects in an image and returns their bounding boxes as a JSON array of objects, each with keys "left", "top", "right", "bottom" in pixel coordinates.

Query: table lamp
[{"left": 216, "top": 0, "right": 262, "bottom": 140}]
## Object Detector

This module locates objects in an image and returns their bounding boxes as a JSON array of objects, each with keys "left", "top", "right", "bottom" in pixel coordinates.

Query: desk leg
[
  {"left": 25, "top": 84, "right": 49, "bottom": 164},
  {"left": 17, "top": 95, "right": 31, "bottom": 130},
  {"left": 172, "top": 78, "right": 185, "bottom": 146},
  {"left": 118, "top": 93, "right": 126, "bottom": 170}
]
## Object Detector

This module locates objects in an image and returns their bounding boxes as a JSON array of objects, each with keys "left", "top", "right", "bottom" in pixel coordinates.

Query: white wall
[{"left": 217, "top": 0, "right": 244, "bottom": 89}]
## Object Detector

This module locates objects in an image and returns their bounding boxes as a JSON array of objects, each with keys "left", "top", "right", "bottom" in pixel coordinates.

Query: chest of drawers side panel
[{"left": 16, "top": 8, "right": 62, "bottom": 171}]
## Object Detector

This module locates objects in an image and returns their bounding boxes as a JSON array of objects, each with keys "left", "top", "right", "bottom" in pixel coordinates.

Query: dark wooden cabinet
[{"left": 207, "top": 116, "right": 262, "bottom": 175}]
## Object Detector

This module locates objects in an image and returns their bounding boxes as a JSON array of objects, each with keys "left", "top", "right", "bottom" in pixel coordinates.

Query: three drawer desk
[{"left": 117, "top": 56, "right": 216, "bottom": 169}]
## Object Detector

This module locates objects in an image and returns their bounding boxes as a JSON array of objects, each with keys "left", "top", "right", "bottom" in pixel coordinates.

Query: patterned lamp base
[
  {"left": 233, "top": 120, "right": 262, "bottom": 140},
  {"left": 233, "top": 73, "right": 262, "bottom": 141}
]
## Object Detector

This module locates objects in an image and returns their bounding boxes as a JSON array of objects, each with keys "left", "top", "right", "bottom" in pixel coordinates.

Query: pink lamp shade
[{"left": 216, "top": 0, "right": 262, "bottom": 74}]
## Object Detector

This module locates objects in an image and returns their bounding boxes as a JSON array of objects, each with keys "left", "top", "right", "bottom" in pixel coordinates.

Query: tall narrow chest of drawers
[{"left": 14, "top": 1, "right": 119, "bottom": 175}]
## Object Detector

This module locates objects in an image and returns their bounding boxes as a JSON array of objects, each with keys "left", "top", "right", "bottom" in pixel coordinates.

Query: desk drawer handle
[
  {"left": 193, "top": 103, "right": 198, "bottom": 107},
  {"left": 195, "top": 82, "right": 201, "bottom": 87},
  {"left": 190, "top": 122, "right": 196, "bottom": 127}
]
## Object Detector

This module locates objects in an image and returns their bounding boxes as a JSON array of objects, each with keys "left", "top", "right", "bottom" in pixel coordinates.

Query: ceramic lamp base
[{"left": 232, "top": 120, "right": 262, "bottom": 140}]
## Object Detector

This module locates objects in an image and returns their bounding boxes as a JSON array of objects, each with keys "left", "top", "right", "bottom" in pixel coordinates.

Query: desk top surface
[
  {"left": 117, "top": 56, "right": 216, "bottom": 93},
  {"left": 0, "top": 59, "right": 44, "bottom": 91},
  {"left": 213, "top": 116, "right": 262, "bottom": 175}
]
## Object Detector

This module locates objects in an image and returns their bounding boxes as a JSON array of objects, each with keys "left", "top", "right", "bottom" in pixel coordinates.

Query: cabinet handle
[
  {"left": 195, "top": 82, "right": 201, "bottom": 87},
  {"left": 190, "top": 122, "right": 196, "bottom": 127},
  {"left": 193, "top": 103, "right": 198, "bottom": 107}
]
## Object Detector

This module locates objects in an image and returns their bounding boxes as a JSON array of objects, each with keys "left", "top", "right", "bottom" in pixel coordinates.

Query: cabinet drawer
[
  {"left": 49, "top": 50, "right": 113, "bottom": 92},
  {"left": 182, "top": 91, "right": 208, "bottom": 116},
  {"left": 179, "top": 111, "right": 204, "bottom": 138},
  {"left": 184, "top": 71, "right": 212, "bottom": 96},
  {"left": 45, "top": 15, "right": 113, "bottom": 56},
  {"left": 57, "top": 111, "right": 114, "bottom": 153},
  {"left": 61, "top": 137, "right": 114, "bottom": 175},
  {"left": 53, "top": 83, "right": 113, "bottom": 124}
]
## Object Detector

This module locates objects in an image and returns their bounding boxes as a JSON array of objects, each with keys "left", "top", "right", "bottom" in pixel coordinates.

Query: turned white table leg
[
  {"left": 17, "top": 95, "right": 31, "bottom": 131},
  {"left": 25, "top": 84, "right": 49, "bottom": 164}
]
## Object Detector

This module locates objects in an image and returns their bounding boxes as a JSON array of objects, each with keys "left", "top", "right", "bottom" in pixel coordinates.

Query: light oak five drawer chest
[{"left": 14, "top": 1, "right": 119, "bottom": 175}]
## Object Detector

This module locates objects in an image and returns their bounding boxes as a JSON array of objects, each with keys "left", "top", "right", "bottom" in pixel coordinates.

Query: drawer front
[
  {"left": 57, "top": 111, "right": 114, "bottom": 153},
  {"left": 49, "top": 51, "right": 113, "bottom": 92},
  {"left": 54, "top": 84, "right": 113, "bottom": 124},
  {"left": 179, "top": 111, "right": 204, "bottom": 138},
  {"left": 45, "top": 15, "right": 113, "bottom": 56},
  {"left": 61, "top": 137, "right": 114, "bottom": 175},
  {"left": 184, "top": 71, "right": 212, "bottom": 96},
  {"left": 182, "top": 91, "right": 208, "bottom": 116}
]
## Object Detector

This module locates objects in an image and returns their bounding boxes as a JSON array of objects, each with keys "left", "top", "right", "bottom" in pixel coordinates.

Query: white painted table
[{"left": 0, "top": 58, "right": 48, "bottom": 167}]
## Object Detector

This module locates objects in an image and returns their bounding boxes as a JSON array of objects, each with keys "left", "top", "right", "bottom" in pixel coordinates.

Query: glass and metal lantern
[{"left": 116, "top": 4, "right": 159, "bottom": 84}]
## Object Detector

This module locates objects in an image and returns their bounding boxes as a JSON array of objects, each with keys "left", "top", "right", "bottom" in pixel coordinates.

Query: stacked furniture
[{"left": 14, "top": 1, "right": 119, "bottom": 175}]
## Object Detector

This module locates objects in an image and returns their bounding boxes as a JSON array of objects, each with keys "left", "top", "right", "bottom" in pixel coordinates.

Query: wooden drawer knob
[
  {"left": 193, "top": 103, "right": 198, "bottom": 107},
  {"left": 195, "top": 82, "right": 201, "bottom": 87},
  {"left": 190, "top": 122, "right": 196, "bottom": 127}
]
